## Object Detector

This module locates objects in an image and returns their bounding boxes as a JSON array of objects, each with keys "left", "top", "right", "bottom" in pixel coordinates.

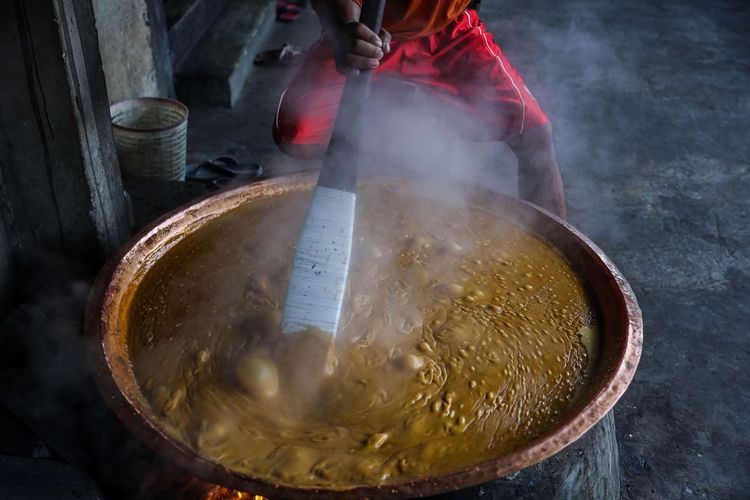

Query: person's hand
[{"left": 329, "top": 22, "right": 391, "bottom": 76}]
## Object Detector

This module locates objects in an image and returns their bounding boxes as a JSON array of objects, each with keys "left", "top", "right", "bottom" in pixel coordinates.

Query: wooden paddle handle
[
  {"left": 359, "top": 0, "right": 387, "bottom": 32},
  {"left": 316, "top": 0, "right": 387, "bottom": 193}
]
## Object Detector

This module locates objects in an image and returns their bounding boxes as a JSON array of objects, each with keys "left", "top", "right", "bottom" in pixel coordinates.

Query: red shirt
[{"left": 353, "top": 0, "right": 472, "bottom": 40}]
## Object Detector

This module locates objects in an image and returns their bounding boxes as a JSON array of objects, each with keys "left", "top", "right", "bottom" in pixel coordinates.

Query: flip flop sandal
[
  {"left": 187, "top": 157, "right": 264, "bottom": 187},
  {"left": 254, "top": 43, "right": 305, "bottom": 66},
  {"left": 187, "top": 169, "right": 263, "bottom": 189},
  {"left": 203, "top": 156, "right": 264, "bottom": 177},
  {"left": 191, "top": 156, "right": 264, "bottom": 177}
]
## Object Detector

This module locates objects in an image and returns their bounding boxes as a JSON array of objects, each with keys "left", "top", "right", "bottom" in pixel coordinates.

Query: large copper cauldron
[{"left": 86, "top": 172, "right": 642, "bottom": 498}]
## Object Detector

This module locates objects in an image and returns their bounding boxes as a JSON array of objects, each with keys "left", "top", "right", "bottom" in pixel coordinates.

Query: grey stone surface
[
  {"left": 183, "top": 1, "right": 750, "bottom": 498},
  {"left": 0, "top": 455, "right": 104, "bottom": 499},
  {"left": 176, "top": 0, "right": 276, "bottom": 107},
  {"left": 434, "top": 412, "right": 620, "bottom": 500}
]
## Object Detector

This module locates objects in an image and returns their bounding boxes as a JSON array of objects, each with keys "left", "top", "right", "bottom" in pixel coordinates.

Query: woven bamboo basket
[{"left": 110, "top": 98, "right": 188, "bottom": 181}]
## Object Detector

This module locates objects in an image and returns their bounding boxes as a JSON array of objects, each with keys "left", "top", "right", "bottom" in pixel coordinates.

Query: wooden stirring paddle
[{"left": 281, "top": 0, "right": 387, "bottom": 338}]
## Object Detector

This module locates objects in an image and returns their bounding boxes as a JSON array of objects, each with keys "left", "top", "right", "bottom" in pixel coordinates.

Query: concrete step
[
  {"left": 175, "top": 0, "right": 275, "bottom": 108},
  {"left": 166, "top": 0, "right": 232, "bottom": 68}
]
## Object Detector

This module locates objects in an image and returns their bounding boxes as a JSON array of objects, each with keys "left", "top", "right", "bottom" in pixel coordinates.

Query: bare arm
[
  {"left": 507, "top": 123, "right": 567, "bottom": 219},
  {"left": 311, "top": 0, "right": 391, "bottom": 76}
]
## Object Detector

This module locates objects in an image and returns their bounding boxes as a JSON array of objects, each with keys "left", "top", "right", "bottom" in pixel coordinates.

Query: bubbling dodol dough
[{"left": 128, "top": 182, "right": 597, "bottom": 488}]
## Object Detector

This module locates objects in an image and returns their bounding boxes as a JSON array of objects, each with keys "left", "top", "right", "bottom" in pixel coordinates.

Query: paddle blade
[{"left": 281, "top": 186, "right": 356, "bottom": 337}]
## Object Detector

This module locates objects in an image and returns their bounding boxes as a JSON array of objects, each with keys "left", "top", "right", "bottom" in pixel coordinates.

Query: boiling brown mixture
[{"left": 128, "top": 183, "right": 597, "bottom": 488}]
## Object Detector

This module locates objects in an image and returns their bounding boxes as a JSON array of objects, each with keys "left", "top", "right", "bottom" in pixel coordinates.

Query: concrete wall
[{"left": 93, "top": 0, "right": 160, "bottom": 103}]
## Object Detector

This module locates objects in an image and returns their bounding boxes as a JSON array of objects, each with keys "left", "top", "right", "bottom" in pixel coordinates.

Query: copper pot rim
[{"left": 85, "top": 172, "right": 643, "bottom": 498}]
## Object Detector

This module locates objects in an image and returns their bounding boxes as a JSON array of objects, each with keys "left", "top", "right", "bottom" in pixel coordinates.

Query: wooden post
[{"left": 0, "top": 0, "right": 129, "bottom": 267}]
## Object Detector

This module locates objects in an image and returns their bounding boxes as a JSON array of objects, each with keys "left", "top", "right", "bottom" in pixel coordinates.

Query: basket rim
[{"left": 110, "top": 97, "right": 189, "bottom": 134}]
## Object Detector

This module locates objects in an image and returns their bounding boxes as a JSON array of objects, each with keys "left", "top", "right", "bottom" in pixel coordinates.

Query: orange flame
[{"left": 203, "top": 486, "right": 267, "bottom": 500}]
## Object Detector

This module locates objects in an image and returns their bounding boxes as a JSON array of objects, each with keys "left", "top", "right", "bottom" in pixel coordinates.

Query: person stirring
[{"left": 273, "top": 0, "right": 567, "bottom": 219}]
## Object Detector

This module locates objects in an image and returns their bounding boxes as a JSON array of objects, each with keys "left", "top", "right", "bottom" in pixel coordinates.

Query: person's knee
[
  {"left": 272, "top": 100, "right": 329, "bottom": 160},
  {"left": 272, "top": 116, "right": 322, "bottom": 159},
  {"left": 274, "top": 139, "right": 326, "bottom": 160}
]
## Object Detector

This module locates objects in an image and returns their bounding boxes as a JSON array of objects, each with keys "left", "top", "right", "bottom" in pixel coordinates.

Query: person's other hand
[{"left": 329, "top": 22, "right": 391, "bottom": 76}]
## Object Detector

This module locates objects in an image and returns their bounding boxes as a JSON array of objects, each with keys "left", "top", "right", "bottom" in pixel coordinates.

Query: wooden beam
[{"left": 0, "top": 0, "right": 129, "bottom": 267}]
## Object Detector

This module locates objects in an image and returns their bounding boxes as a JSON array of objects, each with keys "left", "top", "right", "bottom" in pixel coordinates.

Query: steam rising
[{"left": 258, "top": 3, "right": 635, "bottom": 396}]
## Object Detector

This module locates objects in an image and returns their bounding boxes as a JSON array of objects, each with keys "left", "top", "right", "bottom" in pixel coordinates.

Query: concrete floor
[{"left": 186, "top": 1, "right": 750, "bottom": 498}]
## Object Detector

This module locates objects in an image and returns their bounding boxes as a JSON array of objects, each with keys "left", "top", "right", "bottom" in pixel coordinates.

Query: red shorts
[{"left": 273, "top": 9, "right": 548, "bottom": 147}]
